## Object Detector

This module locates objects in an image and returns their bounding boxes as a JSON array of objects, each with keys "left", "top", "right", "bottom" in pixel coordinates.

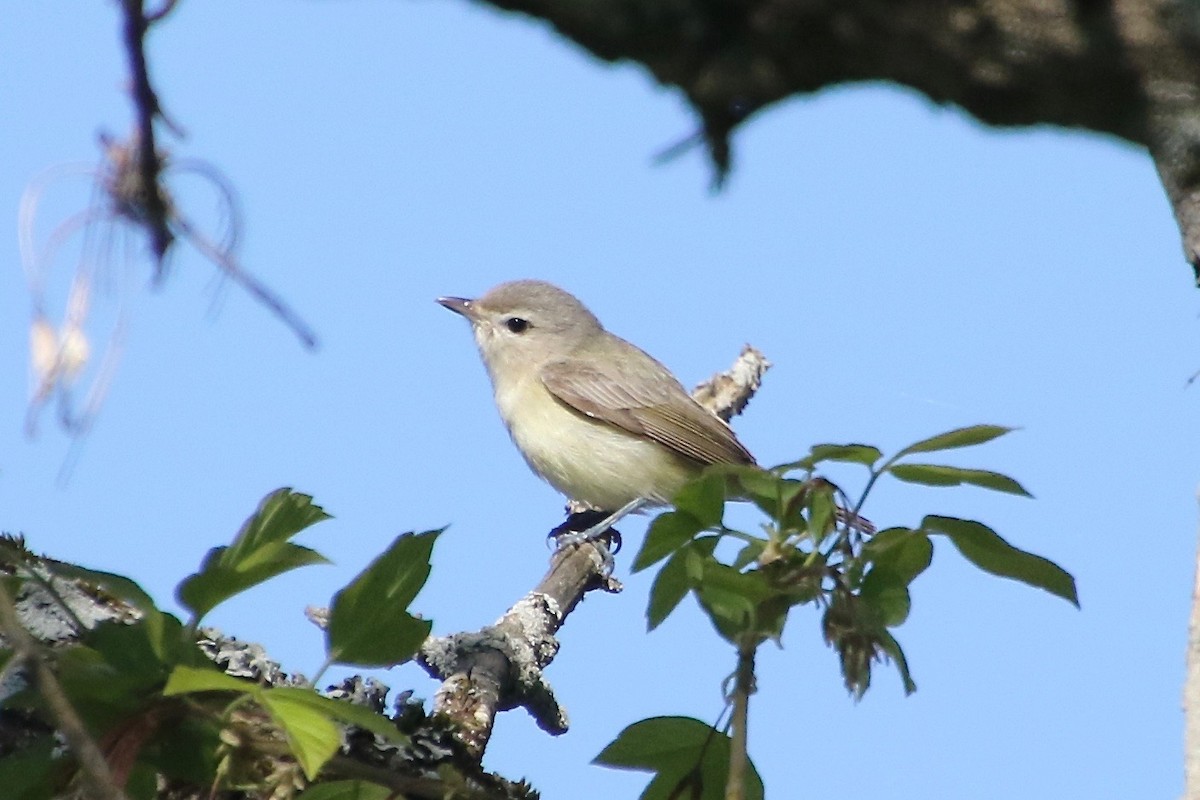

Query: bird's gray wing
[{"left": 539, "top": 351, "right": 755, "bottom": 467}]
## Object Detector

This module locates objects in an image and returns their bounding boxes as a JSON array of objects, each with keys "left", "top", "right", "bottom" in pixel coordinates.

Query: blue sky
[{"left": 3, "top": 2, "right": 1198, "bottom": 798}]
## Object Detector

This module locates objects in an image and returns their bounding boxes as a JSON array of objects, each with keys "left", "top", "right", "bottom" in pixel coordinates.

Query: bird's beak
[{"left": 437, "top": 296, "right": 478, "bottom": 321}]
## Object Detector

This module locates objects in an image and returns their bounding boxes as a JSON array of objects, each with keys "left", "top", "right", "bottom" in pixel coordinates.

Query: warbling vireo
[{"left": 438, "top": 279, "right": 755, "bottom": 543}]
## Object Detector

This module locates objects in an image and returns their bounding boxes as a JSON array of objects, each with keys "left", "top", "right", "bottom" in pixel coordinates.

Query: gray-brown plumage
[{"left": 438, "top": 280, "right": 755, "bottom": 515}]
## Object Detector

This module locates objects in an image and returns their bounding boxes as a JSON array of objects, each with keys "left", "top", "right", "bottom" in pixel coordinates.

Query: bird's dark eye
[{"left": 505, "top": 317, "right": 530, "bottom": 334}]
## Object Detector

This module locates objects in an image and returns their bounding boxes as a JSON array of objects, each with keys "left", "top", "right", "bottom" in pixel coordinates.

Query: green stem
[
  {"left": 310, "top": 653, "right": 336, "bottom": 687},
  {"left": 725, "top": 642, "right": 757, "bottom": 800}
]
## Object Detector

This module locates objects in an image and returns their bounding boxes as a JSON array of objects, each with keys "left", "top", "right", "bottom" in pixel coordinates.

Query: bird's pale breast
[{"left": 492, "top": 372, "right": 697, "bottom": 510}]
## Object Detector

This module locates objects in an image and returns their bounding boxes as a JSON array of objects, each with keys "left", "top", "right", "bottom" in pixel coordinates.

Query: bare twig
[
  {"left": 0, "top": 581, "right": 129, "bottom": 800},
  {"left": 117, "top": 0, "right": 176, "bottom": 265}
]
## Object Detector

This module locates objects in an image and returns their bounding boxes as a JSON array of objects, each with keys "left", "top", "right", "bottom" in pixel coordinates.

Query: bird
[{"left": 438, "top": 279, "right": 755, "bottom": 546}]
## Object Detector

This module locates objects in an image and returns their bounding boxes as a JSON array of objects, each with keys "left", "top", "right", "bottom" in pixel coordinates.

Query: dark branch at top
[{"left": 475, "top": 0, "right": 1200, "bottom": 278}]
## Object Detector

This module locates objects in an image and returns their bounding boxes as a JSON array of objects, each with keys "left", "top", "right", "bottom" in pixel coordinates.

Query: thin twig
[{"left": 118, "top": 0, "right": 173, "bottom": 263}]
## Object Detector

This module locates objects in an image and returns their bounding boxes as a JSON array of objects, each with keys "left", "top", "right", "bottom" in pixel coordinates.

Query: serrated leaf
[
  {"left": 226, "top": 488, "right": 331, "bottom": 561},
  {"left": 647, "top": 547, "right": 692, "bottom": 631},
  {"left": 177, "top": 490, "right": 332, "bottom": 624},
  {"left": 296, "top": 781, "right": 394, "bottom": 800},
  {"left": 595, "top": 716, "right": 763, "bottom": 800},
  {"left": 259, "top": 691, "right": 341, "bottom": 780},
  {"left": 888, "top": 464, "right": 1032, "bottom": 496},
  {"left": 633, "top": 511, "right": 702, "bottom": 572},
  {"left": 326, "top": 531, "right": 439, "bottom": 667},
  {"left": 163, "top": 664, "right": 257, "bottom": 697},
  {"left": 922, "top": 516, "right": 1079, "bottom": 606},
  {"left": 895, "top": 425, "right": 1014, "bottom": 458},
  {"left": 266, "top": 688, "right": 408, "bottom": 746}
]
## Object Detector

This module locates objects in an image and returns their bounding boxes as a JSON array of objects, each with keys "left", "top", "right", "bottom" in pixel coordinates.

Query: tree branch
[{"left": 472, "top": 0, "right": 1200, "bottom": 278}]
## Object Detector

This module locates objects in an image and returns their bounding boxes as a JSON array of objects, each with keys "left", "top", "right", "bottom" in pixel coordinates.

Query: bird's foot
[
  {"left": 548, "top": 510, "right": 622, "bottom": 576},
  {"left": 548, "top": 510, "right": 623, "bottom": 551}
]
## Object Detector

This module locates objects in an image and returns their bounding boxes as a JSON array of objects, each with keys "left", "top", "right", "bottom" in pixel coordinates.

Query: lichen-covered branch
[{"left": 473, "top": 0, "right": 1200, "bottom": 278}]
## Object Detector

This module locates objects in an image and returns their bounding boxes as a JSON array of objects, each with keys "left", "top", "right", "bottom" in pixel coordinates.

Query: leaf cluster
[
  {"left": 0, "top": 489, "right": 440, "bottom": 800},
  {"left": 636, "top": 424, "right": 1076, "bottom": 695},
  {"left": 601, "top": 425, "right": 1078, "bottom": 799}
]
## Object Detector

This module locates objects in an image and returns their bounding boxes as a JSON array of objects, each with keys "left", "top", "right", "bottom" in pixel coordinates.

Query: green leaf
[
  {"left": 595, "top": 716, "right": 763, "bottom": 800},
  {"left": 162, "top": 663, "right": 257, "bottom": 696},
  {"left": 177, "top": 489, "right": 332, "bottom": 624},
  {"left": 777, "top": 443, "right": 883, "bottom": 472},
  {"left": 327, "top": 531, "right": 440, "bottom": 667},
  {"left": 0, "top": 736, "right": 57, "bottom": 800},
  {"left": 647, "top": 547, "right": 692, "bottom": 631},
  {"left": 140, "top": 716, "right": 223, "bottom": 784},
  {"left": 266, "top": 688, "right": 408, "bottom": 746},
  {"left": 715, "top": 465, "right": 792, "bottom": 519},
  {"left": 894, "top": 425, "right": 1014, "bottom": 458},
  {"left": 296, "top": 781, "right": 394, "bottom": 800},
  {"left": 694, "top": 563, "right": 780, "bottom": 644},
  {"left": 696, "top": 584, "right": 756, "bottom": 644},
  {"left": 888, "top": 464, "right": 1032, "bottom": 497},
  {"left": 673, "top": 470, "right": 727, "bottom": 528},
  {"left": 859, "top": 583, "right": 911, "bottom": 627},
  {"left": 807, "top": 486, "right": 836, "bottom": 539},
  {"left": 259, "top": 690, "right": 341, "bottom": 780},
  {"left": 864, "top": 531, "right": 933, "bottom": 589},
  {"left": 922, "top": 516, "right": 1079, "bottom": 606},
  {"left": 878, "top": 630, "right": 918, "bottom": 694},
  {"left": 84, "top": 620, "right": 173, "bottom": 688},
  {"left": 731, "top": 539, "right": 765, "bottom": 570},
  {"left": 633, "top": 511, "right": 703, "bottom": 573}
]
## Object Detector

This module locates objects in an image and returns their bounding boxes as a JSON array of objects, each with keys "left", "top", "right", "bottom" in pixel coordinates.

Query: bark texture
[{"left": 479, "top": 0, "right": 1200, "bottom": 277}]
